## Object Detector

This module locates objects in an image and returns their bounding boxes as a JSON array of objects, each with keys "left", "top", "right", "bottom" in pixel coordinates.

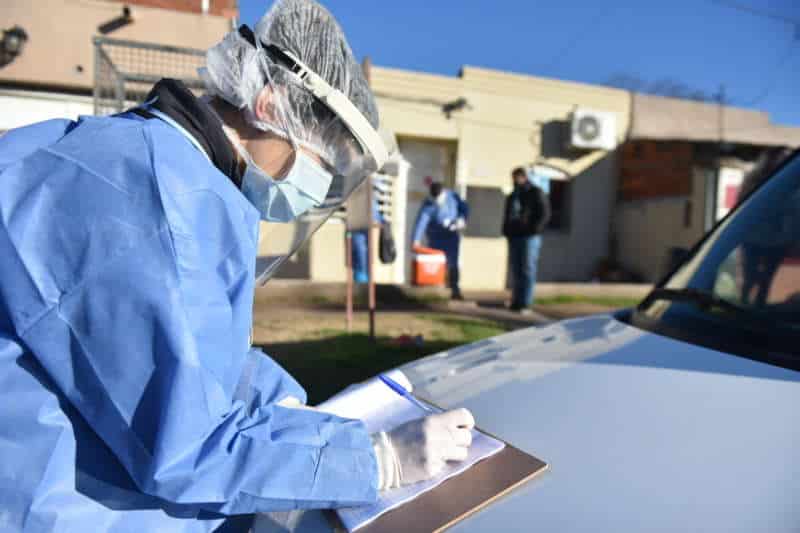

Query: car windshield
[{"left": 636, "top": 153, "right": 800, "bottom": 362}]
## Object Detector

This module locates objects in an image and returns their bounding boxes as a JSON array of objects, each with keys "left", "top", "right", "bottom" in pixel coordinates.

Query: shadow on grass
[
  {"left": 257, "top": 315, "right": 510, "bottom": 404},
  {"left": 256, "top": 334, "right": 461, "bottom": 405}
]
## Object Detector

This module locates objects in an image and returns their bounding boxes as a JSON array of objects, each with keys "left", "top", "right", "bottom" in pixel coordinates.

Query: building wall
[
  {"left": 614, "top": 168, "right": 709, "bottom": 282},
  {"left": 310, "top": 221, "right": 346, "bottom": 282},
  {"left": 0, "top": 0, "right": 231, "bottom": 92},
  {"left": 539, "top": 151, "right": 620, "bottom": 281},
  {"left": 0, "top": 89, "right": 93, "bottom": 131},
  {"left": 613, "top": 141, "right": 763, "bottom": 283},
  {"left": 111, "top": 0, "right": 237, "bottom": 18},
  {"left": 308, "top": 223, "right": 402, "bottom": 285}
]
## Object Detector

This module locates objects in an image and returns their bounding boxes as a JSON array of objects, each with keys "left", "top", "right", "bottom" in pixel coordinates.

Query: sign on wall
[{"left": 716, "top": 166, "right": 745, "bottom": 221}]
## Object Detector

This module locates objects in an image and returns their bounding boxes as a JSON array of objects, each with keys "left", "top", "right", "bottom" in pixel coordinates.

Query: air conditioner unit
[{"left": 568, "top": 108, "right": 617, "bottom": 151}]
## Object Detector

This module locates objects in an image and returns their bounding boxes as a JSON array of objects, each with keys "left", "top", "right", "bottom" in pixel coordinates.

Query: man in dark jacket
[{"left": 503, "top": 167, "right": 551, "bottom": 311}]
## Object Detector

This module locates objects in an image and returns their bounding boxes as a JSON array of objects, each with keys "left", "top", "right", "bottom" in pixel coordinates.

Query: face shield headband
[{"left": 237, "top": 25, "right": 388, "bottom": 175}]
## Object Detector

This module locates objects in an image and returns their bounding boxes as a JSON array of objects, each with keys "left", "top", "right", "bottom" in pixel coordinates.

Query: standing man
[
  {"left": 412, "top": 181, "right": 469, "bottom": 300},
  {"left": 503, "top": 167, "right": 551, "bottom": 312}
]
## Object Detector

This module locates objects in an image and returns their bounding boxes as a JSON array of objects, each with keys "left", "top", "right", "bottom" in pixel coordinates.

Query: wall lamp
[
  {"left": 98, "top": 6, "right": 134, "bottom": 35},
  {"left": 0, "top": 26, "right": 29, "bottom": 68},
  {"left": 442, "top": 97, "right": 471, "bottom": 119}
]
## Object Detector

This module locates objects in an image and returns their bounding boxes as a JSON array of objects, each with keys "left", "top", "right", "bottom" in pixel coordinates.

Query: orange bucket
[{"left": 412, "top": 246, "right": 446, "bottom": 286}]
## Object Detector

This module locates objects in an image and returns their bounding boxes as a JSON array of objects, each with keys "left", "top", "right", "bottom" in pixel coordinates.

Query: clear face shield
[
  {"left": 238, "top": 26, "right": 388, "bottom": 284},
  {"left": 255, "top": 138, "right": 375, "bottom": 285}
]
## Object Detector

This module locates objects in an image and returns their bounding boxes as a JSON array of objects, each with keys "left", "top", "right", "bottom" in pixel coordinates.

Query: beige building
[
  {"left": 0, "top": 0, "right": 233, "bottom": 130},
  {"left": 304, "top": 65, "right": 630, "bottom": 290},
  {"left": 305, "top": 70, "right": 800, "bottom": 289},
  {"left": 615, "top": 94, "right": 800, "bottom": 282}
]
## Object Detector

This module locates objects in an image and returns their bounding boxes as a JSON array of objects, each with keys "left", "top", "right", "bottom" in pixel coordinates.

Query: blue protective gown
[
  {"left": 0, "top": 113, "right": 378, "bottom": 532},
  {"left": 411, "top": 190, "right": 469, "bottom": 266}
]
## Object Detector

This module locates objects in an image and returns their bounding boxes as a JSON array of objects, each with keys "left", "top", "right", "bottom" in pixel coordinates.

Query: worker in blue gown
[
  {"left": 0, "top": 1, "right": 474, "bottom": 531},
  {"left": 412, "top": 182, "right": 470, "bottom": 299}
]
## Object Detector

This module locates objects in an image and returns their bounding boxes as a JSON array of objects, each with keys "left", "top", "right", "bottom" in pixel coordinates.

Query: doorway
[{"left": 397, "top": 137, "right": 458, "bottom": 282}]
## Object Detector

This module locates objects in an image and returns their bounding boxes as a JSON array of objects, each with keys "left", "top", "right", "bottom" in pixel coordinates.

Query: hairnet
[
  {"left": 200, "top": 0, "right": 379, "bottom": 181},
  {"left": 200, "top": 0, "right": 386, "bottom": 285}
]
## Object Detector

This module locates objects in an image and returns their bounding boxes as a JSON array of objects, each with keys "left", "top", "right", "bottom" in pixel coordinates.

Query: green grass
[
  {"left": 421, "top": 314, "right": 509, "bottom": 341},
  {"left": 260, "top": 315, "right": 507, "bottom": 404},
  {"left": 535, "top": 294, "right": 641, "bottom": 308}
]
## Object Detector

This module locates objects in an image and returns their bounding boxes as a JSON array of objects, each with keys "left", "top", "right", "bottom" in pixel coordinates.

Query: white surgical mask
[{"left": 228, "top": 133, "right": 333, "bottom": 222}]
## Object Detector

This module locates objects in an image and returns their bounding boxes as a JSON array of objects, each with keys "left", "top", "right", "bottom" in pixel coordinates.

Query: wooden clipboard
[{"left": 328, "top": 427, "right": 548, "bottom": 533}]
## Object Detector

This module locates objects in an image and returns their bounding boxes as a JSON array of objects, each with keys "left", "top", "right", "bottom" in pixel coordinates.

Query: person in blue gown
[
  {"left": 412, "top": 182, "right": 469, "bottom": 299},
  {"left": 0, "top": 1, "right": 474, "bottom": 531}
]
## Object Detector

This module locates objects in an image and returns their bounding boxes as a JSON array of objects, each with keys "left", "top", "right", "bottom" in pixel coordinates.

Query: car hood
[
  {"left": 400, "top": 313, "right": 800, "bottom": 533},
  {"left": 255, "top": 314, "right": 800, "bottom": 533}
]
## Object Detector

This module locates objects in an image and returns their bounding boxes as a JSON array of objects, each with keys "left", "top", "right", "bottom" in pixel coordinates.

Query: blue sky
[{"left": 240, "top": 0, "right": 800, "bottom": 126}]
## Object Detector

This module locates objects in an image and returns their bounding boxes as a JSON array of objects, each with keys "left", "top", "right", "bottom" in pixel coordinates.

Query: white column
[{"left": 393, "top": 157, "right": 410, "bottom": 284}]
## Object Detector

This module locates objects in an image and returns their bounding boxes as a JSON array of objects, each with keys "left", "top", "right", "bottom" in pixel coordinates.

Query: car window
[
  {"left": 636, "top": 154, "right": 800, "bottom": 364},
  {"left": 712, "top": 186, "right": 800, "bottom": 312}
]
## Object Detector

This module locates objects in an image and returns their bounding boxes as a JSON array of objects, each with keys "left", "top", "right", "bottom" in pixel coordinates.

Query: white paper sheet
[{"left": 319, "top": 370, "right": 505, "bottom": 532}]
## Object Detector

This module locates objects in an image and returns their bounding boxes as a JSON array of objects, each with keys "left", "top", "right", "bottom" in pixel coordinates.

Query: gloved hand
[
  {"left": 276, "top": 396, "right": 316, "bottom": 411},
  {"left": 372, "top": 408, "right": 475, "bottom": 490},
  {"left": 449, "top": 217, "right": 466, "bottom": 232}
]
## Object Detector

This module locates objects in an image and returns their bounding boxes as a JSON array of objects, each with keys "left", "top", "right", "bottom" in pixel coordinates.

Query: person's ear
[{"left": 254, "top": 86, "right": 277, "bottom": 124}]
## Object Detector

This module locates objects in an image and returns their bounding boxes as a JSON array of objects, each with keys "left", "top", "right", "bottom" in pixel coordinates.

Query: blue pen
[{"left": 379, "top": 374, "right": 437, "bottom": 414}]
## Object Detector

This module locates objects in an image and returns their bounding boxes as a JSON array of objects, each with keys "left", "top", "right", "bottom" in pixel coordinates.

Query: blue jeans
[
  {"left": 351, "top": 230, "right": 369, "bottom": 283},
  {"left": 508, "top": 235, "right": 542, "bottom": 307}
]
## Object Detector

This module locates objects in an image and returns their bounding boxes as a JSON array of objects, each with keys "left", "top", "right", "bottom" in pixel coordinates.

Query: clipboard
[{"left": 328, "top": 403, "right": 548, "bottom": 533}]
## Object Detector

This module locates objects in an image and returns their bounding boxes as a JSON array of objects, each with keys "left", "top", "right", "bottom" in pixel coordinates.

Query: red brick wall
[
  {"left": 114, "top": 0, "right": 238, "bottom": 19},
  {"left": 619, "top": 140, "right": 694, "bottom": 201}
]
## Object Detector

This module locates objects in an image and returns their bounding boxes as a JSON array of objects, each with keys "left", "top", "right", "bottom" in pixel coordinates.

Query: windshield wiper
[{"left": 640, "top": 288, "right": 770, "bottom": 325}]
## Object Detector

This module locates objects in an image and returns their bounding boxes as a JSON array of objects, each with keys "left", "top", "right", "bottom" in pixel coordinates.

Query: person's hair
[
  {"left": 429, "top": 182, "right": 443, "bottom": 197},
  {"left": 512, "top": 167, "right": 526, "bottom": 178}
]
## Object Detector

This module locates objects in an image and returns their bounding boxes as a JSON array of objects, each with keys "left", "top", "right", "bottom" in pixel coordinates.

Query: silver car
[{"left": 257, "top": 153, "right": 800, "bottom": 532}]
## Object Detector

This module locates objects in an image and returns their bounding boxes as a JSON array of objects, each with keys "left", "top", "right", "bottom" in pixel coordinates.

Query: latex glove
[
  {"left": 276, "top": 396, "right": 316, "bottom": 411},
  {"left": 449, "top": 217, "right": 466, "bottom": 232},
  {"left": 372, "top": 408, "right": 475, "bottom": 490}
]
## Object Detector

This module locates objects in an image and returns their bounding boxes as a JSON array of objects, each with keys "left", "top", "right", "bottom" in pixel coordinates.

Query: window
[{"left": 547, "top": 180, "right": 571, "bottom": 231}]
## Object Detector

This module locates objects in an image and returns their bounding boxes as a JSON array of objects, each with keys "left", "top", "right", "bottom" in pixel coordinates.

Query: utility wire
[
  {"left": 711, "top": 0, "right": 799, "bottom": 107},
  {"left": 741, "top": 39, "right": 797, "bottom": 106},
  {"left": 712, "top": 0, "right": 800, "bottom": 27},
  {"left": 540, "top": 6, "right": 618, "bottom": 74}
]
